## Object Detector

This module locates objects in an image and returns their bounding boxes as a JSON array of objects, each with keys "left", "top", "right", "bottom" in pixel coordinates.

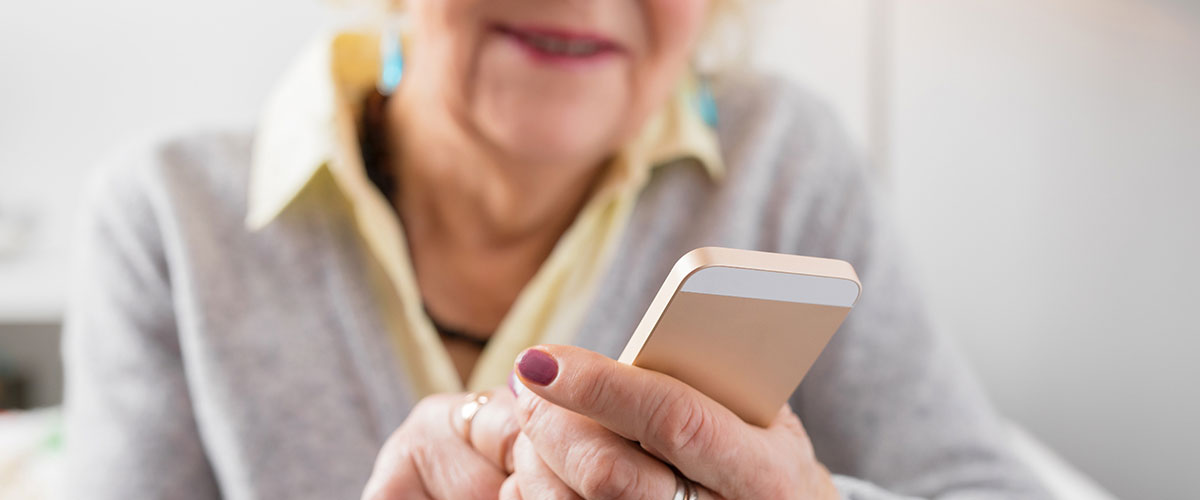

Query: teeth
[
  {"left": 566, "top": 40, "right": 600, "bottom": 55},
  {"left": 522, "top": 33, "right": 603, "bottom": 56}
]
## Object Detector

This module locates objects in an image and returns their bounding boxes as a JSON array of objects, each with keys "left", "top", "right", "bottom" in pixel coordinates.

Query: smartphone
[{"left": 618, "top": 247, "right": 861, "bottom": 427}]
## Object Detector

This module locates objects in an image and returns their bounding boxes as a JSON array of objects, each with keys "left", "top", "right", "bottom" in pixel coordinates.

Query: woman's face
[{"left": 405, "top": 0, "right": 712, "bottom": 168}]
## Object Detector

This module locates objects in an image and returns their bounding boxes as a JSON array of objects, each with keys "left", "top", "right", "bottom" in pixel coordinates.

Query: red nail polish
[{"left": 516, "top": 348, "right": 558, "bottom": 386}]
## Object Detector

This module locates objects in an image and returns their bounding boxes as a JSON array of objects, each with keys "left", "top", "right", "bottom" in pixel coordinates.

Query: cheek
[
  {"left": 646, "top": 0, "right": 711, "bottom": 56},
  {"left": 625, "top": 0, "right": 711, "bottom": 128},
  {"left": 407, "top": 0, "right": 486, "bottom": 107},
  {"left": 638, "top": 0, "right": 710, "bottom": 91}
]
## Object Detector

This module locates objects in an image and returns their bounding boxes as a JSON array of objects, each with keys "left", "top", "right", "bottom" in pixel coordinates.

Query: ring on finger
[
  {"left": 454, "top": 390, "right": 492, "bottom": 446},
  {"left": 672, "top": 470, "right": 699, "bottom": 500}
]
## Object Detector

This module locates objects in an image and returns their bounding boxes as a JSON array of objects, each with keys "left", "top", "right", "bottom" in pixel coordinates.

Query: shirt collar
[{"left": 246, "top": 31, "right": 724, "bottom": 230}]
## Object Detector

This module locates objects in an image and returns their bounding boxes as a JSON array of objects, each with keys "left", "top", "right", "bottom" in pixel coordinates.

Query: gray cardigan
[{"left": 62, "top": 74, "right": 1050, "bottom": 500}]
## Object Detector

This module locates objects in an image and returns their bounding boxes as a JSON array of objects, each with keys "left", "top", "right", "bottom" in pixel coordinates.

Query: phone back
[{"left": 618, "top": 247, "right": 860, "bottom": 427}]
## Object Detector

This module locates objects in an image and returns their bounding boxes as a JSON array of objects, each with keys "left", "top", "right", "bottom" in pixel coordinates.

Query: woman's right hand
[{"left": 361, "top": 389, "right": 520, "bottom": 500}]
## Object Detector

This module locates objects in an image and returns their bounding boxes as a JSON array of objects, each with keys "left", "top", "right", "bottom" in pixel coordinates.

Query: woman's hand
[
  {"left": 362, "top": 388, "right": 521, "bottom": 500},
  {"left": 507, "top": 346, "right": 840, "bottom": 500}
]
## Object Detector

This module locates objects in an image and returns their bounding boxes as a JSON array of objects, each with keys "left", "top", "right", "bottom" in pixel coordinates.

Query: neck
[{"left": 385, "top": 85, "right": 604, "bottom": 250}]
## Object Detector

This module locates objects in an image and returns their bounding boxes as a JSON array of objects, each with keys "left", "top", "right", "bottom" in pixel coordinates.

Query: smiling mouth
[{"left": 494, "top": 24, "right": 623, "bottom": 60}]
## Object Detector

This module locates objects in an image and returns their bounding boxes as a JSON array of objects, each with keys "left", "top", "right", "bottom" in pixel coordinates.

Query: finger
[
  {"left": 401, "top": 394, "right": 509, "bottom": 500},
  {"left": 514, "top": 390, "right": 680, "bottom": 500},
  {"left": 456, "top": 387, "right": 521, "bottom": 474},
  {"left": 766, "top": 404, "right": 816, "bottom": 452},
  {"left": 361, "top": 443, "right": 433, "bottom": 500},
  {"left": 510, "top": 433, "right": 582, "bottom": 500},
  {"left": 764, "top": 405, "right": 840, "bottom": 499},
  {"left": 513, "top": 345, "right": 768, "bottom": 496},
  {"left": 499, "top": 476, "right": 523, "bottom": 500},
  {"left": 363, "top": 395, "right": 457, "bottom": 500}
]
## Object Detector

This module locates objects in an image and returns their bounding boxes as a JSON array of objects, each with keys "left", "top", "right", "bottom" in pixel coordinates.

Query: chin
[
  {"left": 470, "top": 39, "right": 632, "bottom": 168},
  {"left": 476, "top": 99, "right": 623, "bottom": 168}
]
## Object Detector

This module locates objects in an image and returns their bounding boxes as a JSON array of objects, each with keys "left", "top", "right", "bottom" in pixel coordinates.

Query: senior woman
[{"left": 62, "top": 0, "right": 1050, "bottom": 499}]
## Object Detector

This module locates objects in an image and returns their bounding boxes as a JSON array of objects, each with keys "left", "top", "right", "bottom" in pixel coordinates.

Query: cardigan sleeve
[{"left": 61, "top": 141, "right": 221, "bottom": 500}]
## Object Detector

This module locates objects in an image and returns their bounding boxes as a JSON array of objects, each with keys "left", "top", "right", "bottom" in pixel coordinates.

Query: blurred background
[{"left": 1, "top": 0, "right": 1196, "bottom": 498}]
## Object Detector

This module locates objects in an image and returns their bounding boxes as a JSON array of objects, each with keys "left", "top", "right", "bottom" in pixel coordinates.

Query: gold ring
[{"left": 456, "top": 391, "right": 492, "bottom": 446}]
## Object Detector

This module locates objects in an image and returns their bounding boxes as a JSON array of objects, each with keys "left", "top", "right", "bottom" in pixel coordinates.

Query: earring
[
  {"left": 378, "top": 28, "right": 404, "bottom": 95},
  {"left": 694, "top": 73, "right": 718, "bottom": 128}
]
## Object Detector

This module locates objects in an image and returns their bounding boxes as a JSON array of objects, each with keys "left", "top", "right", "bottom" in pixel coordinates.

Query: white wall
[
  {"left": 0, "top": 0, "right": 327, "bottom": 321},
  {"left": 749, "top": 0, "right": 874, "bottom": 153},
  {"left": 889, "top": 1, "right": 1200, "bottom": 498}
]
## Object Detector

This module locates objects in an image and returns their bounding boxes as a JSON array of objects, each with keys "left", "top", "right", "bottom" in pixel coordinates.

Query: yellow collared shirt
[{"left": 245, "top": 31, "right": 724, "bottom": 395}]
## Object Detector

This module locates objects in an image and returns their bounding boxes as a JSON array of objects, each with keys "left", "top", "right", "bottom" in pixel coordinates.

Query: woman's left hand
[{"left": 505, "top": 345, "right": 840, "bottom": 500}]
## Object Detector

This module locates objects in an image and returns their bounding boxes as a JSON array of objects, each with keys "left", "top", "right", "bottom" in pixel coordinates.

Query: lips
[{"left": 494, "top": 24, "right": 623, "bottom": 61}]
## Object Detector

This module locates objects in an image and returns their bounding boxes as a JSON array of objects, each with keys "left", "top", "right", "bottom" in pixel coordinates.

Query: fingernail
[{"left": 516, "top": 348, "right": 558, "bottom": 386}]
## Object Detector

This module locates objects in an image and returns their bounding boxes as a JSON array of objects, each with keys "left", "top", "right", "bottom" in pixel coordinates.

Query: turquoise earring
[
  {"left": 695, "top": 75, "right": 719, "bottom": 128},
  {"left": 379, "top": 29, "right": 405, "bottom": 95}
]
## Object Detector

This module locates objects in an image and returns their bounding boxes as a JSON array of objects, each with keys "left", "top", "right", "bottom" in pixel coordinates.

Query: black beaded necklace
[{"left": 359, "top": 90, "right": 492, "bottom": 350}]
